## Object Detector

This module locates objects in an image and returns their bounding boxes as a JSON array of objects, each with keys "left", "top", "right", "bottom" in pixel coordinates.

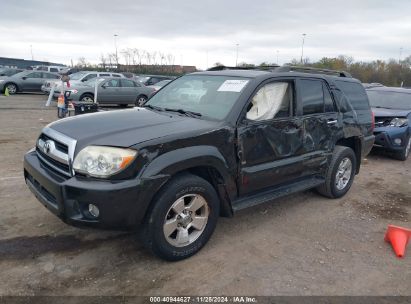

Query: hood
[
  {"left": 48, "top": 108, "right": 218, "bottom": 149},
  {"left": 372, "top": 107, "right": 411, "bottom": 118}
]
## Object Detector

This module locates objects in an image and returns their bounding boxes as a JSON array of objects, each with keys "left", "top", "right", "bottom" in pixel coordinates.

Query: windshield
[
  {"left": 145, "top": 75, "right": 250, "bottom": 120},
  {"left": 155, "top": 80, "right": 172, "bottom": 86},
  {"left": 0, "top": 69, "right": 22, "bottom": 76},
  {"left": 137, "top": 76, "right": 150, "bottom": 83},
  {"left": 68, "top": 72, "right": 88, "bottom": 80},
  {"left": 367, "top": 90, "right": 411, "bottom": 110}
]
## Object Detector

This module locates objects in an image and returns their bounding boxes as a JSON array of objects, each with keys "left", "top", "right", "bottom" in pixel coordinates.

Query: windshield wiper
[
  {"left": 164, "top": 108, "right": 202, "bottom": 118},
  {"left": 144, "top": 104, "right": 164, "bottom": 111},
  {"left": 374, "top": 106, "right": 394, "bottom": 109}
]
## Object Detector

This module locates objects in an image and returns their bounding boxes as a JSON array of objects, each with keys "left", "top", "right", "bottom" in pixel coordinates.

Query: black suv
[{"left": 24, "top": 66, "right": 374, "bottom": 260}]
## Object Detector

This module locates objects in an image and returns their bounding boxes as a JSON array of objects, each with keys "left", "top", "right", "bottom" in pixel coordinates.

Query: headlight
[
  {"left": 73, "top": 146, "right": 137, "bottom": 177},
  {"left": 390, "top": 118, "right": 408, "bottom": 127}
]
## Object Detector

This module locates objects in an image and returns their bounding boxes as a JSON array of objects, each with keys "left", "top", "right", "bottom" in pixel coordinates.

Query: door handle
[{"left": 327, "top": 119, "right": 338, "bottom": 125}]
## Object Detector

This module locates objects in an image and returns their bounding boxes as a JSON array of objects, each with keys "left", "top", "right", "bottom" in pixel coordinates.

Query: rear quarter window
[{"left": 334, "top": 80, "right": 370, "bottom": 111}]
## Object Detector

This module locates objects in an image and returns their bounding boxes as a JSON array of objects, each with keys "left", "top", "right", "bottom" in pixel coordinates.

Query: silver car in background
[
  {"left": 55, "top": 77, "right": 155, "bottom": 106},
  {"left": 0, "top": 70, "right": 60, "bottom": 94},
  {"left": 42, "top": 71, "right": 124, "bottom": 94}
]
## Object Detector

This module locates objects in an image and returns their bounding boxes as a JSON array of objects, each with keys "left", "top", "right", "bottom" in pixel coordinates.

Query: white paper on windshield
[{"left": 217, "top": 80, "right": 249, "bottom": 92}]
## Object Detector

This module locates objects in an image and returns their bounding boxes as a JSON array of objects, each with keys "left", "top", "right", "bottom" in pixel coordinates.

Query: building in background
[{"left": 0, "top": 57, "right": 65, "bottom": 69}]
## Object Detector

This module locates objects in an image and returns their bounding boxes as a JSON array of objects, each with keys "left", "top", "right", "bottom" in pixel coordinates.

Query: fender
[{"left": 140, "top": 145, "right": 237, "bottom": 200}]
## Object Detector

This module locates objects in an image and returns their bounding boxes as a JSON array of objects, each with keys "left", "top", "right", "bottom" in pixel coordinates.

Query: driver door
[
  {"left": 99, "top": 79, "right": 122, "bottom": 104},
  {"left": 237, "top": 79, "right": 305, "bottom": 196}
]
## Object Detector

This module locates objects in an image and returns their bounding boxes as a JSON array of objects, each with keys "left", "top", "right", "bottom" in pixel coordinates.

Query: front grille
[
  {"left": 37, "top": 148, "right": 70, "bottom": 175},
  {"left": 36, "top": 128, "right": 76, "bottom": 177},
  {"left": 39, "top": 133, "right": 68, "bottom": 154}
]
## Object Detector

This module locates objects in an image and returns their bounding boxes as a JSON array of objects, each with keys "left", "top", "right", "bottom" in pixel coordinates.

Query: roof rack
[
  {"left": 274, "top": 66, "right": 352, "bottom": 78},
  {"left": 206, "top": 65, "right": 352, "bottom": 78},
  {"left": 207, "top": 65, "right": 280, "bottom": 71}
]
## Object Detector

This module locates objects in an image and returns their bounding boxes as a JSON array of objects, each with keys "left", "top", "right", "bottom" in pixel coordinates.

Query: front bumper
[
  {"left": 373, "top": 127, "right": 410, "bottom": 152},
  {"left": 24, "top": 150, "right": 167, "bottom": 229}
]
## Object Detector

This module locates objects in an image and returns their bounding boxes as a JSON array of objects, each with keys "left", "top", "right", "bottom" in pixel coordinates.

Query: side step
[{"left": 232, "top": 176, "right": 325, "bottom": 212}]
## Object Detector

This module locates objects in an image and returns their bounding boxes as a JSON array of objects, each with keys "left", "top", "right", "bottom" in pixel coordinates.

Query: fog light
[
  {"left": 88, "top": 204, "right": 99, "bottom": 217},
  {"left": 394, "top": 138, "right": 402, "bottom": 145}
]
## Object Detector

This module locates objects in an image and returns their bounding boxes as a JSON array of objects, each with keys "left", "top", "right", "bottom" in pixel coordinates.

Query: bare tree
[{"left": 100, "top": 54, "right": 107, "bottom": 70}]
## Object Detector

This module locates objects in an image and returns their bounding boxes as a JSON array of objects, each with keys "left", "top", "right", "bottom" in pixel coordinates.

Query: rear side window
[
  {"left": 300, "top": 79, "right": 324, "bottom": 115},
  {"left": 121, "top": 79, "right": 135, "bottom": 87},
  {"left": 50, "top": 68, "right": 58, "bottom": 72},
  {"left": 112, "top": 74, "right": 121, "bottom": 77},
  {"left": 335, "top": 81, "right": 370, "bottom": 111}
]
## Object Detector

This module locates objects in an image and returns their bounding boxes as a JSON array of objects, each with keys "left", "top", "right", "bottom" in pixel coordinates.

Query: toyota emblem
[{"left": 43, "top": 140, "right": 52, "bottom": 154}]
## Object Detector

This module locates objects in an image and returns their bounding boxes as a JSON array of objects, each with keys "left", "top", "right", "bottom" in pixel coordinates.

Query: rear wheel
[
  {"left": 80, "top": 94, "right": 94, "bottom": 102},
  {"left": 135, "top": 95, "right": 147, "bottom": 106},
  {"left": 394, "top": 136, "right": 411, "bottom": 161},
  {"left": 316, "top": 145, "right": 357, "bottom": 198},
  {"left": 141, "top": 173, "right": 220, "bottom": 261},
  {"left": 5, "top": 83, "right": 17, "bottom": 95}
]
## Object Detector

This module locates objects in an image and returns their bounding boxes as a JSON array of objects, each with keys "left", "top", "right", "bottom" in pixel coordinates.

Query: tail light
[{"left": 371, "top": 111, "right": 375, "bottom": 131}]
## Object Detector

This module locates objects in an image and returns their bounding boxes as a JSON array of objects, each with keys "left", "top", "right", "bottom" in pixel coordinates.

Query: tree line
[{"left": 237, "top": 55, "right": 411, "bottom": 87}]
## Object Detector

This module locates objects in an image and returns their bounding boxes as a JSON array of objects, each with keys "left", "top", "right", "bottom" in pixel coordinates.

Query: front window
[
  {"left": 145, "top": 75, "right": 251, "bottom": 120},
  {"left": 367, "top": 90, "right": 411, "bottom": 110}
]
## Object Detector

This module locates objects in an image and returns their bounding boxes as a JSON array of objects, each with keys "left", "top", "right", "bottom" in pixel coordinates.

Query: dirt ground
[{"left": 0, "top": 94, "right": 410, "bottom": 296}]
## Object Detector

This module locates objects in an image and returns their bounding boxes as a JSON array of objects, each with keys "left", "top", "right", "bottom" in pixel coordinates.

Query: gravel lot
[{"left": 0, "top": 94, "right": 410, "bottom": 296}]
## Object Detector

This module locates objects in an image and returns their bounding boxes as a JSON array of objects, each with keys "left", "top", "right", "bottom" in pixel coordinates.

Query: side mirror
[
  {"left": 101, "top": 84, "right": 107, "bottom": 89},
  {"left": 22, "top": 77, "right": 27, "bottom": 80}
]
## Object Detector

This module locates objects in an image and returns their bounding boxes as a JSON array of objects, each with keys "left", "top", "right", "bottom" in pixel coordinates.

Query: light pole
[
  {"left": 235, "top": 43, "right": 239, "bottom": 67},
  {"left": 276, "top": 50, "right": 279, "bottom": 65},
  {"left": 300, "top": 33, "right": 306, "bottom": 64},
  {"left": 399, "top": 47, "right": 403, "bottom": 64},
  {"left": 30, "top": 45, "right": 33, "bottom": 60},
  {"left": 113, "top": 34, "right": 119, "bottom": 67}
]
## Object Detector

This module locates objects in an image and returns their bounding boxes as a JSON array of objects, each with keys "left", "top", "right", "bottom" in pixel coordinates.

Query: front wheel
[
  {"left": 5, "top": 83, "right": 17, "bottom": 95},
  {"left": 80, "top": 94, "right": 94, "bottom": 102},
  {"left": 394, "top": 136, "right": 411, "bottom": 161},
  {"left": 316, "top": 145, "right": 357, "bottom": 198},
  {"left": 141, "top": 173, "right": 220, "bottom": 261}
]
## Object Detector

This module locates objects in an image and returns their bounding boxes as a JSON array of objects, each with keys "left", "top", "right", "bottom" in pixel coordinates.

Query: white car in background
[{"left": 41, "top": 71, "right": 124, "bottom": 94}]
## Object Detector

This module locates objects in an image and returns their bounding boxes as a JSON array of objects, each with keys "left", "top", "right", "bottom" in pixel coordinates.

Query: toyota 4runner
[{"left": 24, "top": 66, "right": 375, "bottom": 260}]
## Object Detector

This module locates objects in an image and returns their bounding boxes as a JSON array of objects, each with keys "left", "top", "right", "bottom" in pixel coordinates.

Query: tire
[
  {"left": 4, "top": 83, "right": 18, "bottom": 95},
  {"left": 316, "top": 145, "right": 357, "bottom": 198},
  {"left": 141, "top": 173, "right": 220, "bottom": 261},
  {"left": 80, "top": 93, "right": 94, "bottom": 102},
  {"left": 394, "top": 136, "right": 411, "bottom": 161},
  {"left": 135, "top": 95, "right": 147, "bottom": 106}
]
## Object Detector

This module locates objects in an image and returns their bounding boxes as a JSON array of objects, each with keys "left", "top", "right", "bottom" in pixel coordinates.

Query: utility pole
[
  {"left": 113, "top": 34, "right": 119, "bottom": 68},
  {"left": 276, "top": 50, "right": 279, "bottom": 65},
  {"left": 399, "top": 47, "right": 403, "bottom": 64},
  {"left": 300, "top": 33, "right": 306, "bottom": 64},
  {"left": 30, "top": 45, "right": 33, "bottom": 60},
  {"left": 235, "top": 43, "right": 239, "bottom": 67}
]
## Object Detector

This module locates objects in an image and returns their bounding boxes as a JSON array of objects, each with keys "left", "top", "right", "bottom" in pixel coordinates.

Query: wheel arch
[
  {"left": 335, "top": 136, "right": 361, "bottom": 174},
  {"left": 140, "top": 146, "right": 236, "bottom": 218}
]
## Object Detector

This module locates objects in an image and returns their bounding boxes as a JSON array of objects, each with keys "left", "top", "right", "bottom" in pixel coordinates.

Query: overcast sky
[{"left": 0, "top": 0, "right": 410, "bottom": 69}]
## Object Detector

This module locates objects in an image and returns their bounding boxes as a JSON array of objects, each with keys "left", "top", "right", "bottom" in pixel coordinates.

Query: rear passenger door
[
  {"left": 120, "top": 79, "right": 138, "bottom": 103},
  {"left": 297, "top": 78, "right": 339, "bottom": 176}
]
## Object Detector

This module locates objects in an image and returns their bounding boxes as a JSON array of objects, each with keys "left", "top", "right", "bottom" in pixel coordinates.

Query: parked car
[
  {"left": 54, "top": 77, "right": 154, "bottom": 106},
  {"left": 366, "top": 86, "right": 411, "bottom": 160},
  {"left": 24, "top": 66, "right": 374, "bottom": 261},
  {"left": 0, "top": 70, "right": 60, "bottom": 94},
  {"left": 33, "top": 65, "right": 68, "bottom": 73},
  {"left": 42, "top": 71, "right": 124, "bottom": 94},
  {"left": 147, "top": 79, "right": 172, "bottom": 92},
  {"left": 0, "top": 67, "right": 24, "bottom": 77},
  {"left": 136, "top": 74, "right": 175, "bottom": 86}
]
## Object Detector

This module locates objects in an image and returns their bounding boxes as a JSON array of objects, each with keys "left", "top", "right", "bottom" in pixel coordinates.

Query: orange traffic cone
[{"left": 384, "top": 225, "right": 411, "bottom": 258}]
